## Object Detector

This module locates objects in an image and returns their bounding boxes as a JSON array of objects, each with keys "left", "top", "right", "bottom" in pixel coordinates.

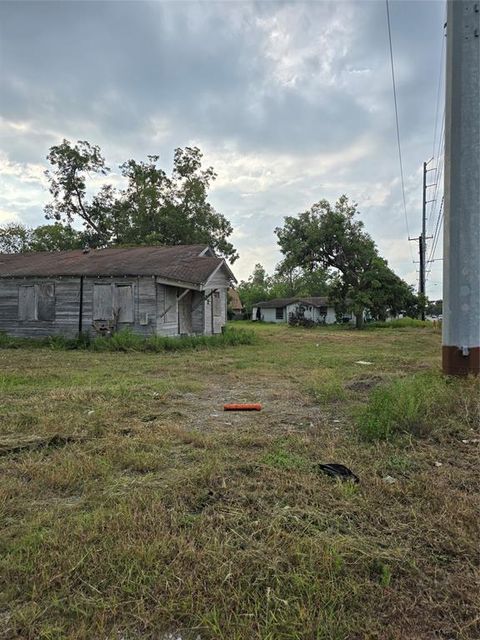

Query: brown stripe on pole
[
  {"left": 443, "top": 346, "right": 480, "bottom": 376},
  {"left": 442, "top": 0, "right": 480, "bottom": 375}
]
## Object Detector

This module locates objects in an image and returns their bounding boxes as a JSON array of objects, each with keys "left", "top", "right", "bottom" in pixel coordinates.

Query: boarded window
[
  {"left": 93, "top": 284, "right": 113, "bottom": 320},
  {"left": 213, "top": 291, "right": 222, "bottom": 317},
  {"left": 114, "top": 284, "right": 134, "bottom": 323},
  {"left": 18, "top": 285, "right": 36, "bottom": 321},
  {"left": 164, "top": 287, "right": 177, "bottom": 323},
  {"left": 37, "top": 283, "right": 55, "bottom": 321},
  {"left": 275, "top": 307, "right": 284, "bottom": 320},
  {"left": 18, "top": 283, "right": 56, "bottom": 321}
]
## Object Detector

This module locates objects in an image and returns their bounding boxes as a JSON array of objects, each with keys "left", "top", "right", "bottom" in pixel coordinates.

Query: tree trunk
[{"left": 355, "top": 311, "right": 364, "bottom": 329}]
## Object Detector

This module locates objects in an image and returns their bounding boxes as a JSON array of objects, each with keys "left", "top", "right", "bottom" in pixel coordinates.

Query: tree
[
  {"left": 237, "top": 262, "right": 330, "bottom": 316},
  {"left": 29, "top": 224, "right": 86, "bottom": 252},
  {"left": 44, "top": 140, "right": 238, "bottom": 261},
  {"left": 44, "top": 140, "right": 110, "bottom": 239},
  {"left": 0, "top": 223, "right": 31, "bottom": 253},
  {"left": 237, "top": 264, "right": 272, "bottom": 315},
  {"left": 273, "top": 262, "right": 329, "bottom": 299},
  {"left": 275, "top": 195, "right": 417, "bottom": 327},
  {"left": 0, "top": 222, "right": 87, "bottom": 253}
]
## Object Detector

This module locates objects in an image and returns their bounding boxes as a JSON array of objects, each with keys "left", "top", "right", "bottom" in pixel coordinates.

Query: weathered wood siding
[
  {"left": 155, "top": 283, "right": 180, "bottom": 336},
  {"left": 0, "top": 277, "right": 83, "bottom": 338},
  {"left": 202, "top": 264, "right": 230, "bottom": 334},
  {"left": 203, "top": 288, "right": 227, "bottom": 334},
  {"left": 191, "top": 291, "right": 205, "bottom": 334},
  {"left": 0, "top": 276, "right": 158, "bottom": 338},
  {"left": 0, "top": 273, "right": 231, "bottom": 339}
]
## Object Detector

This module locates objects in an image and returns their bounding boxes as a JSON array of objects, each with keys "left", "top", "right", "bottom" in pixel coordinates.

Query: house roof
[
  {"left": 254, "top": 297, "right": 330, "bottom": 309},
  {"left": 0, "top": 245, "right": 237, "bottom": 285},
  {"left": 228, "top": 288, "right": 243, "bottom": 311}
]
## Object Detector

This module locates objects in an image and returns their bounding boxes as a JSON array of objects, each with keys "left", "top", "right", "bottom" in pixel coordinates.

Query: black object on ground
[{"left": 316, "top": 463, "right": 360, "bottom": 483}]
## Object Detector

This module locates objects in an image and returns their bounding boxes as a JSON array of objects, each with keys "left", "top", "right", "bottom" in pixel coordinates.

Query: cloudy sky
[{"left": 0, "top": 0, "right": 445, "bottom": 294}]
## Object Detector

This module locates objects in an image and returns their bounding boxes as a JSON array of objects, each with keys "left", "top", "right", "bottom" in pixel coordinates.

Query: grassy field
[{"left": 1, "top": 322, "right": 479, "bottom": 640}]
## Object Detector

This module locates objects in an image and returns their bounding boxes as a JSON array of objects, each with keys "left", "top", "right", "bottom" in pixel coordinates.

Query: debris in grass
[
  {"left": 87, "top": 410, "right": 95, "bottom": 416},
  {"left": 316, "top": 463, "right": 359, "bottom": 483},
  {"left": 224, "top": 403, "right": 262, "bottom": 411},
  {"left": 383, "top": 475, "right": 397, "bottom": 484},
  {"left": 355, "top": 360, "right": 373, "bottom": 365},
  {"left": 434, "top": 461, "right": 443, "bottom": 467}
]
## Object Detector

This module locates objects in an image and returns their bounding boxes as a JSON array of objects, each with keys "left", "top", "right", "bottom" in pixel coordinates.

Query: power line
[
  {"left": 427, "top": 124, "right": 444, "bottom": 235},
  {"left": 431, "top": 16, "right": 447, "bottom": 161},
  {"left": 385, "top": 0, "right": 415, "bottom": 265},
  {"left": 427, "top": 195, "right": 444, "bottom": 269}
]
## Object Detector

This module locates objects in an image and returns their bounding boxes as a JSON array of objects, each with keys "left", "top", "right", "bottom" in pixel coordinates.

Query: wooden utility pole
[
  {"left": 410, "top": 159, "right": 434, "bottom": 320},
  {"left": 442, "top": 0, "right": 480, "bottom": 375}
]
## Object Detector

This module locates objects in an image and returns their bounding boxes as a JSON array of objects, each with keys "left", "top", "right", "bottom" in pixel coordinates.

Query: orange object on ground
[{"left": 224, "top": 403, "right": 262, "bottom": 411}]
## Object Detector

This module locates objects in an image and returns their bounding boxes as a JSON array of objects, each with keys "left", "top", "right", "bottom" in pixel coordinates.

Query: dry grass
[{"left": 0, "top": 322, "right": 479, "bottom": 639}]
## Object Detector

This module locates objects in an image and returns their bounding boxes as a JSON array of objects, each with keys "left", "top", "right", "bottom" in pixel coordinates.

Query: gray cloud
[{"left": 0, "top": 0, "right": 445, "bottom": 291}]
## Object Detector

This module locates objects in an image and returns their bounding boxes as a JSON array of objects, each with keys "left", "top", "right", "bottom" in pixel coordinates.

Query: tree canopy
[
  {"left": 237, "top": 262, "right": 329, "bottom": 315},
  {"left": 0, "top": 223, "right": 86, "bottom": 254},
  {"left": 41, "top": 140, "right": 237, "bottom": 261},
  {"left": 275, "top": 195, "right": 418, "bottom": 326}
]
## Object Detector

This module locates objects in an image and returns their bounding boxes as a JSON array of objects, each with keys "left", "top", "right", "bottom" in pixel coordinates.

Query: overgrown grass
[
  {"left": 0, "top": 326, "right": 256, "bottom": 353},
  {"left": 1, "top": 322, "right": 479, "bottom": 639},
  {"left": 366, "top": 317, "right": 432, "bottom": 329},
  {"left": 357, "top": 371, "right": 479, "bottom": 440}
]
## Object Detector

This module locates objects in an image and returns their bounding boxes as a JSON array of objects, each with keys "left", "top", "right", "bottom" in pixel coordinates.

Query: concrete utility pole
[{"left": 443, "top": 0, "right": 480, "bottom": 375}]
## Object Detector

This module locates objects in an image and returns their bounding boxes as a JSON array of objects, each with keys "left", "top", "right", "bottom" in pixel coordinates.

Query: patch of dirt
[
  {"left": 345, "top": 376, "right": 383, "bottom": 392},
  {"left": 162, "top": 376, "right": 327, "bottom": 436}
]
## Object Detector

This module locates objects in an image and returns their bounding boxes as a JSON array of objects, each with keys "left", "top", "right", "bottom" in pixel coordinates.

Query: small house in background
[
  {"left": 0, "top": 245, "right": 236, "bottom": 338},
  {"left": 227, "top": 288, "right": 244, "bottom": 319},
  {"left": 252, "top": 297, "right": 354, "bottom": 325}
]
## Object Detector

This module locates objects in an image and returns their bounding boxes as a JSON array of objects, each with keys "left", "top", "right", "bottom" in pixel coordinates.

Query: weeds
[
  {"left": 367, "top": 317, "right": 431, "bottom": 329},
  {"left": 1, "top": 323, "right": 479, "bottom": 639},
  {"left": 357, "top": 371, "right": 480, "bottom": 440},
  {"left": 0, "top": 327, "right": 256, "bottom": 353}
]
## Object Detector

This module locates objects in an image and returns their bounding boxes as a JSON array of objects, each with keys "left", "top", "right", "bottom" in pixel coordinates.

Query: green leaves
[
  {"left": 42, "top": 140, "right": 238, "bottom": 261},
  {"left": 275, "top": 196, "right": 419, "bottom": 326}
]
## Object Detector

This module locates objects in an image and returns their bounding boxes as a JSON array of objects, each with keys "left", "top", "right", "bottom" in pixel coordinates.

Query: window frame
[{"left": 18, "top": 283, "right": 56, "bottom": 322}]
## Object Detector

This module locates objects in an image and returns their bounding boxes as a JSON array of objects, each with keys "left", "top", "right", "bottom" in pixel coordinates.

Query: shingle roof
[
  {"left": 0, "top": 245, "right": 236, "bottom": 285},
  {"left": 228, "top": 288, "right": 243, "bottom": 310},
  {"left": 255, "top": 297, "right": 330, "bottom": 309}
]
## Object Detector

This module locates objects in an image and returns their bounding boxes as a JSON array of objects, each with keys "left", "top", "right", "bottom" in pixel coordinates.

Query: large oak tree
[{"left": 275, "top": 195, "right": 417, "bottom": 327}]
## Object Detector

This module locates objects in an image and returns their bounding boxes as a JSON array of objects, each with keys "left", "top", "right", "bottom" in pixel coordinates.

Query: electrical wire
[
  {"left": 427, "top": 113, "right": 445, "bottom": 232},
  {"left": 431, "top": 16, "right": 446, "bottom": 162},
  {"left": 385, "top": 0, "right": 415, "bottom": 265},
  {"left": 426, "top": 195, "right": 444, "bottom": 278}
]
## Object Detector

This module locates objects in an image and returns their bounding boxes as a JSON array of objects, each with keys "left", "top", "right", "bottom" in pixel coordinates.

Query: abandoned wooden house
[{"left": 0, "top": 245, "right": 236, "bottom": 338}]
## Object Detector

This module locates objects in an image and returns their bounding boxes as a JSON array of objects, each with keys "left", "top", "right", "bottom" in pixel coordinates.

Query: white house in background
[{"left": 251, "top": 297, "right": 354, "bottom": 325}]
